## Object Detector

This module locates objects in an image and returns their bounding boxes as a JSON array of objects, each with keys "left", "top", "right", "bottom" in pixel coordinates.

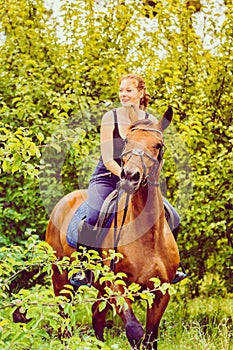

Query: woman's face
[{"left": 119, "top": 79, "right": 143, "bottom": 107}]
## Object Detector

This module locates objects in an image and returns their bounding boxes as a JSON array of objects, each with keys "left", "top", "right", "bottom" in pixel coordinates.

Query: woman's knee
[{"left": 163, "top": 197, "right": 180, "bottom": 230}]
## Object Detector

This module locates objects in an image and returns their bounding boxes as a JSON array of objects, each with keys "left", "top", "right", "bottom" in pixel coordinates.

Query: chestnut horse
[{"left": 46, "top": 107, "right": 180, "bottom": 349}]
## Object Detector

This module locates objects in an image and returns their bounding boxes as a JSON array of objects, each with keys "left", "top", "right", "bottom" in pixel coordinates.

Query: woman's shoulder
[
  {"left": 101, "top": 109, "right": 116, "bottom": 125},
  {"left": 102, "top": 107, "right": 122, "bottom": 118}
]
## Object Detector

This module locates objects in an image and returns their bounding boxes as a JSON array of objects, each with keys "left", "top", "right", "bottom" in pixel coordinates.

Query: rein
[{"left": 111, "top": 190, "right": 130, "bottom": 271}]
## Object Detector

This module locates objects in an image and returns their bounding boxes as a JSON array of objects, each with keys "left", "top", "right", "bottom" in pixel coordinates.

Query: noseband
[{"left": 121, "top": 128, "right": 165, "bottom": 187}]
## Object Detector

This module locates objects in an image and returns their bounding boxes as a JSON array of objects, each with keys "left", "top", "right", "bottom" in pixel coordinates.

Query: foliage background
[{"left": 0, "top": 0, "right": 232, "bottom": 348}]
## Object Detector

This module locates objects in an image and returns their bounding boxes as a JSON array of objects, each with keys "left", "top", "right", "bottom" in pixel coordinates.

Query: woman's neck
[{"left": 121, "top": 105, "right": 145, "bottom": 122}]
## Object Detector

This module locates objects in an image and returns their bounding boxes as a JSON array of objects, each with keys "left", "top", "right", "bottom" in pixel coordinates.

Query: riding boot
[
  {"left": 171, "top": 225, "right": 188, "bottom": 284},
  {"left": 69, "top": 220, "right": 96, "bottom": 288},
  {"left": 78, "top": 220, "right": 97, "bottom": 247}
]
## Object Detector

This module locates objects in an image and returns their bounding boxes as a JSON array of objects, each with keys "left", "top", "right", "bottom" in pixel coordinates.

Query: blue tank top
[{"left": 91, "top": 109, "right": 149, "bottom": 177}]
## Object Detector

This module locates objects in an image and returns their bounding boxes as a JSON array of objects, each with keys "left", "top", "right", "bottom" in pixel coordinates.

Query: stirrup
[
  {"left": 70, "top": 270, "right": 93, "bottom": 288},
  {"left": 172, "top": 262, "right": 188, "bottom": 284},
  {"left": 172, "top": 271, "right": 188, "bottom": 284}
]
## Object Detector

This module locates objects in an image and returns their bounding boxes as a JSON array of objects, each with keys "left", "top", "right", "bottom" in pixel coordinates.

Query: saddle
[
  {"left": 66, "top": 190, "right": 119, "bottom": 248},
  {"left": 95, "top": 189, "right": 119, "bottom": 242},
  {"left": 94, "top": 191, "right": 175, "bottom": 234},
  {"left": 164, "top": 201, "right": 175, "bottom": 231},
  {"left": 66, "top": 190, "right": 176, "bottom": 248}
]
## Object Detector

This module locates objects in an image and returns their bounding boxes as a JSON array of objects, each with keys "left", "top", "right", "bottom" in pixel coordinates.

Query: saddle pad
[
  {"left": 66, "top": 193, "right": 175, "bottom": 248},
  {"left": 66, "top": 201, "right": 115, "bottom": 248},
  {"left": 66, "top": 201, "right": 87, "bottom": 248}
]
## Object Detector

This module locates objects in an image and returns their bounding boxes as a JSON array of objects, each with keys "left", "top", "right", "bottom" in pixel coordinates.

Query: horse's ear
[{"left": 159, "top": 107, "right": 173, "bottom": 131}]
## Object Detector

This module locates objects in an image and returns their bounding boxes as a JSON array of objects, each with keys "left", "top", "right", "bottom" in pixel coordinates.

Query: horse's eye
[{"left": 154, "top": 143, "right": 162, "bottom": 150}]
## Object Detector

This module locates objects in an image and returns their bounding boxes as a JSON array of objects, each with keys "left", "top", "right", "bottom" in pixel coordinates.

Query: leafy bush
[{"left": 0, "top": 239, "right": 174, "bottom": 349}]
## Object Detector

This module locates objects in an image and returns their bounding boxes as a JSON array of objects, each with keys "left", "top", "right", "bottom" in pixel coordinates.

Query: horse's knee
[
  {"left": 51, "top": 263, "right": 73, "bottom": 298},
  {"left": 92, "top": 301, "right": 110, "bottom": 342}
]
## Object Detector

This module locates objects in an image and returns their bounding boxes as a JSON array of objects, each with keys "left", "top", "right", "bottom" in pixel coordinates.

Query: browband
[{"left": 130, "top": 127, "right": 163, "bottom": 137}]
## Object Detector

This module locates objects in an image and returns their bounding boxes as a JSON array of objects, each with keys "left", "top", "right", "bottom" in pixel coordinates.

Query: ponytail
[{"left": 140, "top": 88, "right": 151, "bottom": 110}]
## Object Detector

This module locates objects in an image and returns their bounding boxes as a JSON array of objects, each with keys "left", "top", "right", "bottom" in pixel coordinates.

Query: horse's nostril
[
  {"left": 121, "top": 169, "right": 140, "bottom": 182},
  {"left": 132, "top": 172, "right": 140, "bottom": 182},
  {"left": 121, "top": 169, "right": 131, "bottom": 180}
]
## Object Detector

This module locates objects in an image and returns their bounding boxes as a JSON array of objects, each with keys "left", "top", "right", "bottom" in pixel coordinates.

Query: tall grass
[
  {"left": 99, "top": 295, "right": 233, "bottom": 350},
  {"left": 0, "top": 284, "right": 232, "bottom": 349}
]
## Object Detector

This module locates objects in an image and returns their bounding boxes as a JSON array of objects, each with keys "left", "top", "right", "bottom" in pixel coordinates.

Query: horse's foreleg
[
  {"left": 92, "top": 291, "right": 111, "bottom": 342},
  {"left": 120, "top": 305, "right": 144, "bottom": 349},
  {"left": 143, "top": 292, "right": 170, "bottom": 350},
  {"left": 112, "top": 285, "right": 144, "bottom": 349},
  {"left": 51, "top": 263, "right": 74, "bottom": 338},
  {"left": 52, "top": 263, "right": 71, "bottom": 297}
]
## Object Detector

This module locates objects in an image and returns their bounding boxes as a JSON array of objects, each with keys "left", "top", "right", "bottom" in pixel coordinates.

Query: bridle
[{"left": 120, "top": 128, "right": 165, "bottom": 187}]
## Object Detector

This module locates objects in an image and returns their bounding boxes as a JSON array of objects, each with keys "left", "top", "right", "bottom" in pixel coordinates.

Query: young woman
[{"left": 70, "top": 74, "right": 187, "bottom": 286}]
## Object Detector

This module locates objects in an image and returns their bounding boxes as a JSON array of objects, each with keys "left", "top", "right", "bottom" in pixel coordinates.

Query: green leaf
[
  {"left": 98, "top": 300, "right": 107, "bottom": 312},
  {"left": 37, "top": 132, "right": 44, "bottom": 142},
  {"left": 50, "top": 143, "right": 62, "bottom": 152}
]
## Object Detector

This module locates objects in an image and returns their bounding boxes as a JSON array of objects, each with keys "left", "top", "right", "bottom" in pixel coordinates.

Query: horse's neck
[
  {"left": 131, "top": 185, "right": 164, "bottom": 230},
  {"left": 132, "top": 184, "right": 162, "bottom": 207}
]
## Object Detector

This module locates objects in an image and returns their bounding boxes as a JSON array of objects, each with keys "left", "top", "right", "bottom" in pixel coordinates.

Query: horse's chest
[{"left": 117, "top": 252, "right": 161, "bottom": 285}]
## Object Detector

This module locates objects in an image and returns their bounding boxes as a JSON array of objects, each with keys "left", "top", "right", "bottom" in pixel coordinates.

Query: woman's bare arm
[{"left": 100, "top": 111, "right": 122, "bottom": 178}]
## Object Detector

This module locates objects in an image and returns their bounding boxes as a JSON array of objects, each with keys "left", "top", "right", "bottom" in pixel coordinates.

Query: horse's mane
[{"left": 129, "top": 118, "right": 154, "bottom": 131}]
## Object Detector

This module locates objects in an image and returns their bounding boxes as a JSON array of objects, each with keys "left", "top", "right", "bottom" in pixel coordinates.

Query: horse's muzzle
[{"left": 120, "top": 168, "right": 141, "bottom": 194}]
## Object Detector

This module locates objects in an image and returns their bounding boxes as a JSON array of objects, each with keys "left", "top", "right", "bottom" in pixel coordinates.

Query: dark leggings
[{"left": 85, "top": 174, "right": 180, "bottom": 232}]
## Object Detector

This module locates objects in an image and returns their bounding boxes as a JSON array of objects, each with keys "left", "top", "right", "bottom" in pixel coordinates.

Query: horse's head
[{"left": 120, "top": 107, "right": 173, "bottom": 194}]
